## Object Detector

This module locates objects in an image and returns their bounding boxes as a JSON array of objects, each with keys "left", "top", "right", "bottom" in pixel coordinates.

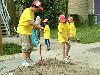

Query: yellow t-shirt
[
  {"left": 44, "top": 25, "right": 50, "bottom": 39},
  {"left": 58, "top": 23, "right": 70, "bottom": 43},
  {"left": 17, "top": 8, "right": 34, "bottom": 35},
  {"left": 69, "top": 22, "right": 76, "bottom": 37}
]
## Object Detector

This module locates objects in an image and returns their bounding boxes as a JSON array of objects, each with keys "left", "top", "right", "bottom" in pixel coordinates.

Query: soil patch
[{"left": 6, "top": 58, "right": 100, "bottom": 75}]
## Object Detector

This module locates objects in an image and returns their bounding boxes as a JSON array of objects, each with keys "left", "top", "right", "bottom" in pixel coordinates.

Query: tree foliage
[
  {"left": 41, "top": 0, "right": 68, "bottom": 28},
  {"left": 15, "top": 0, "right": 68, "bottom": 28}
]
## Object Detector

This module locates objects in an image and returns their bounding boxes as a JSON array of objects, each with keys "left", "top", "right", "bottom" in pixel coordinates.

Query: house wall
[
  {"left": 78, "top": 0, "right": 88, "bottom": 19},
  {"left": 68, "top": 0, "right": 89, "bottom": 19},
  {"left": 68, "top": 0, "right": 79, "bottom": 14},
  {"left": 88, "top": 0, "right": 94, "bottom": 14}
]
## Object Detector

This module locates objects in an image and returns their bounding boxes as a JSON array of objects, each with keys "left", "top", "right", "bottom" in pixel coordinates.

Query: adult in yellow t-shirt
[
  {"left": 17, "top": 8, "right": 34, "bottom": 35},
  {"left": 17, "top": 0, "right": 44, "bottom": 67},
  {"left": 43, "top": 19, "right": 50, "bottom": 51}
]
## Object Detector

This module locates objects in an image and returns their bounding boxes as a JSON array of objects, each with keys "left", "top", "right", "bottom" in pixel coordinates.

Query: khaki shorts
[{"left": 19, "top": 34, "right": 33, "bottom": 53}]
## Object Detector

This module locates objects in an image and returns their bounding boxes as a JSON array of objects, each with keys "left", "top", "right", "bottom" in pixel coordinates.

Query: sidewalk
[{"left": 0, "top": 37, "right": 100, "bottom": 74}]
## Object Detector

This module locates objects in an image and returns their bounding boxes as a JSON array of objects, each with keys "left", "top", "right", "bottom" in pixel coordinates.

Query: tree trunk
[
  {"left": 7, "top": 0, "right": 16, "bottom": 35},
  {"left": 0, "top": 19, "right": 3, "bottom": 55},
  {"left": 62, "top": 0, "right": 68, "bottom": 17},
  {"left": 65, "top": 0, "right": 68, "bottom": 17}
]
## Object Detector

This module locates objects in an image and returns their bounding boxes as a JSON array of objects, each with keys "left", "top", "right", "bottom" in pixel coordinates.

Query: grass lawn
[
  {"left": 3, "top": 43, "right": 21, "bottom": 55},
  {"left": 50, "top": 25, "right": 100, "bottom": 44},
  {"left": 76, "top": 25, "right": 100, "bottom": 44}
]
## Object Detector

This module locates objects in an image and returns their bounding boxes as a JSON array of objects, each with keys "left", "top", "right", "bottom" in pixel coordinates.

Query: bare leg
[
  {"left": 66, "top": 42, "right": 70, "bottom": 56},
  {"left": 63, "top": 42, "right": 71, "bottom": 63},
  {"left": 62, "top": 43, "right": 65, "bottom": 59},
  {"left": 21, "top": 52, "right": 31, "bottom": 67},
  {"left": 27, "top": 52, "right": 31, "bottom": 60},
  {"left": 21, "top": 52, "right": 28, "bottom": 61},
  {"left": 76, "top": 35, "right": 80, "bottom": 42}
]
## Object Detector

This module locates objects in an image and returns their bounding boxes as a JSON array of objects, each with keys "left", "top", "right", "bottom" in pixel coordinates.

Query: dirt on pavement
[{"left": 6, "top": 58, "right": 100, "bottom": 75}]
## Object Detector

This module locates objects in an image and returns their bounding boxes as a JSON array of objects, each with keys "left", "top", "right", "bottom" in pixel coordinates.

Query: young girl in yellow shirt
[
  {"left": 58, "top": 15, "right": 70, "bottom": 63},
  {"left": 68, "top": 16, "right": 80, "bottom": 42},
  {"left": 43, "top": 19, "right": 50, "bottom": 51},
  {"left": 68, "top": 17, "right": 76, "bottom": 38}
]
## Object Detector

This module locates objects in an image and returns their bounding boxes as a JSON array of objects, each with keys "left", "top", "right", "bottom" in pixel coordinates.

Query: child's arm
[
  {"left": 58, "top": 25, "right": 66, "bottom": 39},
  {"left": 29, "top": 20, "right": 44, "bottom": 30},
  {"left": 59, "top": 32, "right": 67, "bottom": 39},
  {"left": 44, "top": 27, "right": 46, "bottom": 32},
  {"left": 67, "top": 23, "right": 70, "bottom": 39},
  {"left": 67, "top": 28, "right": 70, "bottom": 40},
  {"left": 67, "top": 31, "right": 70, "bottom": 43}
]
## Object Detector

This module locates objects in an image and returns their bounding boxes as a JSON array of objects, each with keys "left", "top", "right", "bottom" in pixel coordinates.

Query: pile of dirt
[{"left": 8, "top": 58, "right": 100, "bottom": 75}]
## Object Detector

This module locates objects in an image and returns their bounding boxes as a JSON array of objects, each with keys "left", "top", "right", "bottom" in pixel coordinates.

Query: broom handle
[
  {"left": 40, "top": 44, "right": 42, "bottom": 56},
  {"left": 39, "top": 31, "right": 43, "bottom": 61}
]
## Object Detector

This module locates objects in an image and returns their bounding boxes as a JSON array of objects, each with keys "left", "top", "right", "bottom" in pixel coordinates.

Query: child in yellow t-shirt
[
  {"left": 68, "top": 17, "right": 80, "bottom": 42},
  {"left": 68, "top": 17, "right": 76, "bottom": 38},
  {"left": 43, "top": 19, "right": 50, "bottom": 51},
  {"left": 58, "top": 15, "right": 70, "bottom": 63}
]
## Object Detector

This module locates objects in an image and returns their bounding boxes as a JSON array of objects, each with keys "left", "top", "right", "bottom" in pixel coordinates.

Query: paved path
[{"left": 0, "top": 37, "right": 100, "bottom": 74}]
